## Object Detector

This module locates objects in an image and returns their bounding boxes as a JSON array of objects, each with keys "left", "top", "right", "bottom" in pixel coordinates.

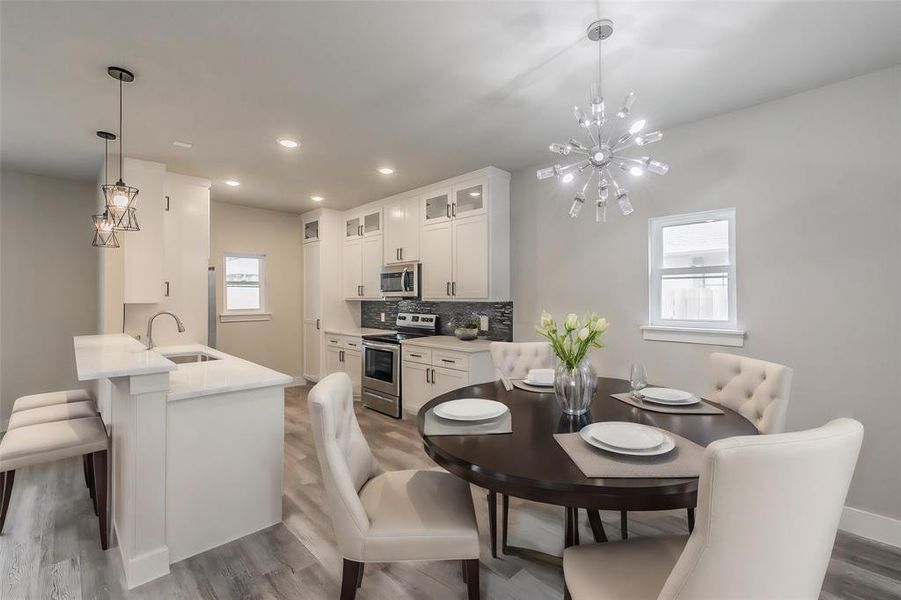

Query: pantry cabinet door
[
  {"left": 452, "top": 214, "right": 489, "bottom": 299},
  {"left": 342, "top": 238, "right": 362, "bottom": 299},
  {"left": 421, "top": 222, "right": 453, "bottom": 300}
]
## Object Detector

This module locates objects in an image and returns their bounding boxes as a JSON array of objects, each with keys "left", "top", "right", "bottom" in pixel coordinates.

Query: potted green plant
[
  {"left": 452, "top": 314, "right": 481, "bottom": 341},
  {"left": 534, "top": 310, "right": 609, "bottom": 415}
]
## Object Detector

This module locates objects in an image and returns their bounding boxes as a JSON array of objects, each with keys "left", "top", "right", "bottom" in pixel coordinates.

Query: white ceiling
[{"left": 2, "top": 1, "right": 899, "bottom": 213}]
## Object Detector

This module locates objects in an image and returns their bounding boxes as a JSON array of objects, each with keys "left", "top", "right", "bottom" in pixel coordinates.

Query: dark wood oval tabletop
[{"left": 418, "top": 377, "right": 758, "bottom": 511}]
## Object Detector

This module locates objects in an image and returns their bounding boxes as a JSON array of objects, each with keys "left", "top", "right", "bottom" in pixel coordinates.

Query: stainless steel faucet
[{"left": 144, "top": 311, "right": 186, "bottom": 349}]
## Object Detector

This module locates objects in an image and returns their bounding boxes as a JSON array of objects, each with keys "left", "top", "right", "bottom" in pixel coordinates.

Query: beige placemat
[
  {"left": 610, "top": 393, "right": 724, "bottom": 415},
  {"left": 553, "top": 428, "right": 704, "bottom": 478},
  {"left": 423, "top": 407, "right": 512, "bottom": 436},
  {"left": 512, "top": 380, "right": 554, "bottom": 393}
]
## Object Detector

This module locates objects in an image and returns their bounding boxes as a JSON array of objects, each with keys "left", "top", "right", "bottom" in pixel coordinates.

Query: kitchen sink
[{"left": 163, "top": 352, "right": 221, "bottom": 364}]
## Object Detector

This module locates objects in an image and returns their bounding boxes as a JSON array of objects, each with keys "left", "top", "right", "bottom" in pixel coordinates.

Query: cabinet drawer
[
  {"left": 403, "top": 346, "right": 432, "bottom": 365},
  {"left": 325, "top": 335, "right": 342, "bottom": 347},
  {"left": 341, "top": 336, "right": 362, "bottom": 351},
  {"left": 432, "top": 349, "right": 469, "bottom": 371}
]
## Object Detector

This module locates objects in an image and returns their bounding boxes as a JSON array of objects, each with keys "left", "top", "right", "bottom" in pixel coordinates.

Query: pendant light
[
  {"left": 92, "top": 131, "right": 120, "bottom": 248},
  {"left": 102, "top": 66, "right": 140, "bottom": 232}
]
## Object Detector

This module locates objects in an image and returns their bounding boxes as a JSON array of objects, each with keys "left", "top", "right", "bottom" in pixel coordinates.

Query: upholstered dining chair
[
  {"left": 563, "top": 418, "right": 863, "bottom": 600},
  {"left": 308, "top": 372, "right": 481, "bottom": 600},
  {"left": 486, "top": 341, "right": 557, "bottom": 556},
  {"left": 708, "top": 352, "right": 793, "bottom": 435}
]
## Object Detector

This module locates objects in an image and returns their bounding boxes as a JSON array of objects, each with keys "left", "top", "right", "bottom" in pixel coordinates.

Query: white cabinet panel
[
  {"left": 422, "top": 188, "right": 452, "bottom": 226},
  {"left": 303, "top": 243, "right": 320, "bottom": 320},
  {"left": 384, "top": 196, "right": 420, "bottom": 264},
  {"left": 452, "top": 215, "right": 489, "bottom": 299},
  {"left": 452, "top": 178, "right": 487, "bottom": 219},
  {"left": 421, "top": 223, "right": 453, "bottom": 299},
  {"left": 302, "top": 321, "right": 320, "bottom": 381},
  {"left": 123, "top": 158, "right": 167, "bottom": 304},
  {"left": 402, "top": 361, "right": 432, "bottom": 415},
  {"left": 342, "top": 238, "right": 362, "bottom": 299},
  {"left": 361, "top": 235, "right": 382, "bottom": 299},
  {"left": 325, "top": 346, "right": 343, "bottom": 376},
  {"left": 345, "top": 349, "right": 362, "bottom": 396},
  {"left": 431, "top": 366, "right": 468, "bottom": 398}
]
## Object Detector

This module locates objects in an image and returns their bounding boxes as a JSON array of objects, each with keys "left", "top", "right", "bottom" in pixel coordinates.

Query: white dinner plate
[
  {"left": 433, "top": 399, "right": 509, "bottom": 422},
  {"left": 580, "top": 423, "right": 676, "bottom": 456},
  {"left": 639, "top": 387, "right": 700, "bottom": 405},
  {"left": 525, "top": 369, "right": 555, "bottom": 386},
  {"left": 589, "top": 422, "right": 665, "bottom": 450}
]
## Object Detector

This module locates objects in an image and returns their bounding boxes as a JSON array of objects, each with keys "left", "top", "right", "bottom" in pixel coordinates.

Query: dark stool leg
[
  {"left": 464, "top": 559, "right": 480, "bottom": 600},
  {"left": 501, "top": 493, "right": 509, "bottom": 553},
  {"left": 82, "top": 455, "right": 90, "bottom": 488},
  {"left": 86, "top": 455, "right": 97, "bottom": 515},
  {"left": 487, "top": 491, "right": 497, "bottom": 558},
  {"left": 620, "top": 510, "right": 628, "bottom": 539},
  {"left": 340, "top": 559, "right": 362, "bottom": 600},
  {"left": 687, "top": 508, "right": 695, "bottom": 533},
  {"left": 564, "top": 507, "right": 576, "bottom": 548},
  {"left": 92, "top": 450, "right": 109, "bottom": 550},
  {"left": 586, "top": 509, "right": 608, "bottom": 543},
  {"left": 0, "top": 470, "right": 15, "bottom": 533}
]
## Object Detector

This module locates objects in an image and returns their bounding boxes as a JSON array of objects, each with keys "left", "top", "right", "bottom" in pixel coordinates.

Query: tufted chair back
[
  {"left": 308, "top": 372, "right": 384, "bottom": 559},
  {"left": 658, "top": 419, "right": 863, "bottom": 600},
  {"left": 708, "top": 353, "right": 793, "bottom": 434},
  {"left": 489, "top": 342, "right": 555, "bottom": 380}
]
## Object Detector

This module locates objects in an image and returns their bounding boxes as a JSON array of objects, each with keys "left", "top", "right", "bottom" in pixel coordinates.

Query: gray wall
[
  {"left": 0, "top": 169, "right": 99, "bottom": 427},
  {"left": 510, "top": 66, "right": 901, "bottom": 521}
]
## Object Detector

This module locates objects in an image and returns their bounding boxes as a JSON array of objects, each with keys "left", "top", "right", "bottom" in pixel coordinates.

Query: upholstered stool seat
[
  {"left": 11, "top": 389, "right": 94, "bottom": 414},
  {"left": 358, "top": 469, "right": 480, "bottom": 562},
  {"left": 0, "top": 416, "right": 109, "bottom": 549},
  {"left": 7, "top": 401, "right": 97, "bottom": 430}
]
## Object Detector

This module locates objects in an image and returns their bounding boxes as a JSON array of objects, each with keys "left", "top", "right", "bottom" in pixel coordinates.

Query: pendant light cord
[{"left": 118, "top": 76, "right": 124, "bottom": 183}]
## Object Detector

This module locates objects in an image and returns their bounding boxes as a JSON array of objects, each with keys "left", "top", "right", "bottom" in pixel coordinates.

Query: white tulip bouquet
[{"left": 535, "top": 310, "right": 609, "bottom": 370}]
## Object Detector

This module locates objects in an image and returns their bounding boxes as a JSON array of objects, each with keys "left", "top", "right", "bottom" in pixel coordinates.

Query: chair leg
[
  {"left": 356, "top": 562, "right": 364, "bottom": 589},
  {"left": 620, "top": 510, "right": 628, "bottom": 539},
  {"left": 86, "top": 455, "right": 98, "bottom": 516},
  {"left": 463, "top": 559, "right": 480, "bottom": 600},
  {"left": 501, "top": 493, "right": 509, "bottom": 553},
  {"left": 586, "top": 509, "right": 608, "bottom": 543},
  {"left": 564, "top": 507, "right": 579, "bottom": 548},
  {"left": 486, "top": 491, "right": 497, "bottom": 559},
  {"left": 687, "top": 507, "right": 695, "bottom": 533},
  {"left": 0, "top": 470, "right": 15, "bottom": 533},
  {"left": 92, "top": 450, "right": 109, "bottom": 550},
  {"left": 82, "top": 455, "right": 90, "bottom": 488},
  {"left": 340, "top": 559, "right": 363, "bottom": 600}
]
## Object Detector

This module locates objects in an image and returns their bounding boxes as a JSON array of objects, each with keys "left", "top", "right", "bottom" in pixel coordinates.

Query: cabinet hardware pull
[
  {"left": 452, "top": 203, "right": 456, "bottom": 217},
  {"left": 339, "top": 350, "right": 344, "bottom": 362},
  {"left": 410, "top": 353, "right": 421, "bottom": 358},
  {"left": 396, "top": 248, "right": 399, "bottom": 260},
  {"left": 164, "top": 281, "right": 170, "bottom": 297},
  {"left": 431, "top": 368, "right": 436, "bottom": 382},
  {"left": 441, "top": 359, "right": 455, "bottom": 364},
  {"left": 452, "top": 281, "right": 456, "bottom": 296},
  {"left": 399, "top": 248, "right": 403, "bottom": 261},
  {"left": 316, "top": 319, "right": 320, "bottom": 330},
  {"left": 425, "top": 368, "right": 430, "bottom": 383},
  {"left": 165, "top": 195, "right": 170, "bottom": 211},
  {"left": 446, "top": 204, "right": 450, "bottom": 219},
  {"left": 446, "top": 282, "right": 451, "bottom": 296}
]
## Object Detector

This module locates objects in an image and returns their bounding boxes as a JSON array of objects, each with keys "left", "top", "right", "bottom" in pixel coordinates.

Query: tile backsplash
[{"left": 360, "top": 300, "right": 513, "bottom": 341}]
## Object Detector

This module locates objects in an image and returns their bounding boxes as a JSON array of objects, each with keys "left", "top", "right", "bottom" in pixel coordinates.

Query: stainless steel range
[{"left": 361, "top": 313, "right": 438, "bottom": 418}]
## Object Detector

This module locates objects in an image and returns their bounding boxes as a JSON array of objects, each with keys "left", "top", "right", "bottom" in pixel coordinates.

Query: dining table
[{"left": 417, "top": 376, "right": 758, "bottom": 563}]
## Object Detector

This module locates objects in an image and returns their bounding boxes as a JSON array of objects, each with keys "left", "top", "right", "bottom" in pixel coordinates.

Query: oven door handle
[
  {"left": 363, "top": 389, "right": 397, "bottom": 403},
  {"left": 362, "top": 341, "right": 400, "bottom": 352}
]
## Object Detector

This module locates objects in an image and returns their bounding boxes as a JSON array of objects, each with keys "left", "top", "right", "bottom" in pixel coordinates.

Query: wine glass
[{"left": 630, "top": 364, "right": 648, "bottom": 397}]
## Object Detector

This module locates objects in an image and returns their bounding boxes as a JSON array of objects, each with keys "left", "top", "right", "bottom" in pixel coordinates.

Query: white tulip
[
  {"left": 578, "top": 327, "right": 590, "bottom": 341},
  {"left": 592, "top": 318, "right": 609, "bottom": 333},
  {"left": 540, "top": 310, "right": 554, "bottom": 329},
  {"left": 564, "top": 313, "right": 579, "bottom": 331}
]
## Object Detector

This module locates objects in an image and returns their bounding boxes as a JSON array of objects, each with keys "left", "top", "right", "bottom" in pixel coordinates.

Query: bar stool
[
  {"left": 11, "top": 389, "right": 94, "bottom": 413},
  {"left": 0, "top": 416, "right": 110, "bottom": 549}
]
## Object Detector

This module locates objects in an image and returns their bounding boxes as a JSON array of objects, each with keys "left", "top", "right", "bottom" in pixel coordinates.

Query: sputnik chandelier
[{"left": 537, "top": 19, "right": 668, "bottom": 222}]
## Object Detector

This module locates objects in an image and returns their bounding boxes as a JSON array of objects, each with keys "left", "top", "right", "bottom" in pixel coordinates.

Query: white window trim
[
  {"left": 645, "top": 209, "right": 744, "bottom": 346},
  {"left": 220, "top": 252, "right": 271, "bottom": 322}
]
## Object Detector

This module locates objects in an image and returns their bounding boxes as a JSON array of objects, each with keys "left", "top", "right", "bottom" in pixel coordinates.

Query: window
[
  {"left": 644, "top": 209, "right": 743, "bottom": 346},
  {"left": 221, "top": 252, "right": 270, "bottom": 321}
]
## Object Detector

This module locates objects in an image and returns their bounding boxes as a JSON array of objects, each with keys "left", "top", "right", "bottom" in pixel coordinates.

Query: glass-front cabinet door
[
  {"left": 362, "top": 209, "right": 381, "bottom": 236},
  {"left": 303, "top": 219, "right": 319, "bottom": 243},
  {"left": 453, "top": 179, "right": 487, "bottom": 218},
  {"left": 423, "top": 188, "right": 452, "bottom": 224},
  {"left": 345, "top": 215, "right": 361, "bottom": 238}
]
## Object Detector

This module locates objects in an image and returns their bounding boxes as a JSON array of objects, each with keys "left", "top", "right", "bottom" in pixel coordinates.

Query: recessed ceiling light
[
  {"left": 278, "top": 138, "right": 299, "bottom": 149},
  {"left": 172, "top": 140, "right": 193, "bottom": 148},
  {"left": 378, "top": 167, "right": 395, "bottom": 175},
  {"left": 311, "top": 195, "right": 324, "bottom": 202},
  {"left": 225, "top": 180, "right": 240, "bottom": 187}
]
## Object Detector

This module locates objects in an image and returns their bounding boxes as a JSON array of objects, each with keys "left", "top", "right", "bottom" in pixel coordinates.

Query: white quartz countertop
[
  {"left": 75, "top": 333, "right": 177, "bottom": 380},
  {"left": 401, "top": 335, "right": 493, "bottom": 353},
  {"left": 159, "top": 344, "right": 293, "bottom": 402},
  {"left": 323, "top": 327, "right": 394, "bottom": 337}
]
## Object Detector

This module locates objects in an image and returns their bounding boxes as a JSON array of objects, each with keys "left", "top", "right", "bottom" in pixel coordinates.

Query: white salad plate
[
  {"left": 639, "top": 387, "right": 700, "bottom": 405},
  {"left": 433, "top": 399, "right": 509, "bottom": 422},
  {"left": 580, "top": 422, "right": 676, "bottom": 456}
]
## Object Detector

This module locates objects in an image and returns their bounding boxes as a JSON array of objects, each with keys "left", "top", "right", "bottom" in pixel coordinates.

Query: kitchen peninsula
[{"left": 73, "top": 334, "right": 291, "bottom": 589}]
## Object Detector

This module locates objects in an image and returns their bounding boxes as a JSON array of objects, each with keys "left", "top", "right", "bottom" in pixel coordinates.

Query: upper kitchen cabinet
[
  {"left": 345, "top": 207, "right": 382, "bottom": 239},
  {"left": 383, "top": 195, "right": 420, "bottom": 264},
  {"left": 343, "top": 232, "right": 383, "bottom": 300},
  {"left": 122, "top": 158, "right": 167, "bottom": 303},
  {"left": 303, "top": 218, "right": 320, "bottom": 244},
  {"left": 420, "top": 168, "right": 510, "bottom": 301}
]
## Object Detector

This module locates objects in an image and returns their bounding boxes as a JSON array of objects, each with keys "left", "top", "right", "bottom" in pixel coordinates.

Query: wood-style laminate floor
[{"left": 1, "top": 385, "right": 899, "bottom": 599}]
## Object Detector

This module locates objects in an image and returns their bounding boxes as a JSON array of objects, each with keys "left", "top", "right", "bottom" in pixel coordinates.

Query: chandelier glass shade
[
  {"left": 92, "top": 210, "right": 120, "bottom": 248},
  {"left": 537, "top": 19, "right": 668, "bottom": 222}
]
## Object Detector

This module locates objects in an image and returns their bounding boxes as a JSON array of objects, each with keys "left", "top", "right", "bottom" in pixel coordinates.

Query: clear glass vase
[{"left": 554, "top": 359, "right": 597, "bottom": 415}]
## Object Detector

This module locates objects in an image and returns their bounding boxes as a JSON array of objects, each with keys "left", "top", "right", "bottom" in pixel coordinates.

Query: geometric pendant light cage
[
  {"left": 101, "top": 66, "right": 140, "bottom": 232},
  {"left": 92, "top": 130, "right": 120, "bottom": 248}
]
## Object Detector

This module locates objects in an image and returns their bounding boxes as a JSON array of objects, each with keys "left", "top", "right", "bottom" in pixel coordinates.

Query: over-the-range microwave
[{"left": 379, "top": 263, "right": 419, "bottom": 298}]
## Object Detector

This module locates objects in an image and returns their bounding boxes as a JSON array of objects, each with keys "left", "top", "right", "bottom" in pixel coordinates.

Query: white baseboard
[
  {"left": 840, "top": 505, "right": 901, "bottom": 548},
  {"left": 115, "top": 520, "right": 171, "bottom": 589}
]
